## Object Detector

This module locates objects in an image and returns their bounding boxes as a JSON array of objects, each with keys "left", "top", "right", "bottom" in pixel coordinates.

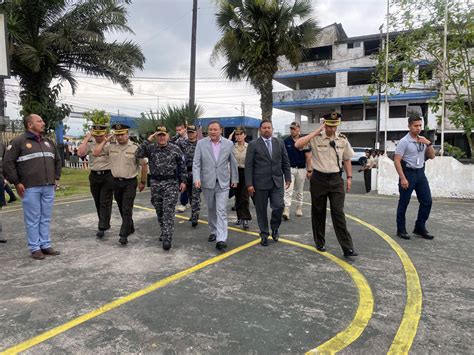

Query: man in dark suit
[{"left": 245, "top": 120, "right": 291, "bottom": 246}]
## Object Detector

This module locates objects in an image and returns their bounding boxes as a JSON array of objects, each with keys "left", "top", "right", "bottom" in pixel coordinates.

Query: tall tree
[
  {"left": 1, "top": 0, "right": 145, "bottom": 131},
  {"left": 382, "top": 0, "right": 473, "bottom": 156},
  {"left": 211, "top": 0, "right": 318, "bottom": 121}
]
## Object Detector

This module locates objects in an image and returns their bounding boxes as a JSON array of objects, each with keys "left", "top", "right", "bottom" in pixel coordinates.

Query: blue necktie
[{"left": 265, "top": 139, "right": 272, "bottom": 156}]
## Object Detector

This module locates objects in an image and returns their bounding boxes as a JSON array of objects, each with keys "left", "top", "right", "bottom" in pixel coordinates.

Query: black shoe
[
  {"left": 216, "top": 241, "right": 227, "bottom": 250},
  {"left": 208, "top": 234, "right": 216, "bottom": 242},
  {"left": 0, "top": 238, "right": 7, "bottom": 243},
  {"left": 260, "top": 236, "right": 269, "bottom": 246},
  {"left": 413, "top": 229, "right": 434, "bottom": 240},
  {"left": 191, "top": 220, "right": 198, "bottom": 228},
  {"left": 163, "top": 239, "right": 171, "bottom": 250},
  {"left": 343, "top": 249, "right": 358, "bottom": 258},
  {"left": 119, "top": 236, "right": 128, "bottom": 245},
  {"left": 242, "top": 220, "right": 249, "bottom": 230},
  {"left": 316, "top": 245, "right": 326, "bottom": 252},
  {"left": 96, "top": 229, "right": 105, "bottom": 238},
  {"left": 235, "top": 219, "right": 242, "bottom": 225},
  {"left": 8, "top": 197, "right": 17, "bottom": 203},
  {"left": 271, "top": 229, "right": 279, "bottom": 242},
  {"left": 397, "top": 231, "right": 410, "bottom": 240}
]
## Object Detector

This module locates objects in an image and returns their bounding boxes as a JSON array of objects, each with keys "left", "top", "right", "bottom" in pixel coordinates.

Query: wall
[{"left": 376, "top": 156, "right": 474, "bottom": 199}]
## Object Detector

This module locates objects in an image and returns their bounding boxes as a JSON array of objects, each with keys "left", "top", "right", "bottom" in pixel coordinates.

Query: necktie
[{"left": 265, "top": 139, "right": 272, "bottom": 156}]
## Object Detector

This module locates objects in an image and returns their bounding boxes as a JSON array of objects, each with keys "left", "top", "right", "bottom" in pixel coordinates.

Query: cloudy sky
[{"left": 4, "top": 0, "right": 387, "bottom": 135}]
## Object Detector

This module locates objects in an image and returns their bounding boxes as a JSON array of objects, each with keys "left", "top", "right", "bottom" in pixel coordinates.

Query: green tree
[
  {"left": 211, "top": 0, "right": 318, "bottom": 121},
  {"left": 82, "top": 109, "right": 111, "bottom": 134},
  {"left": 137, "top": 103, "right": 204, "bottom": 139},
  {"left": 1, "top": 0, "right": 145, "bottom": 131},
  {"left": 380, "top": 0, "right": 473, "bottom": 156}
]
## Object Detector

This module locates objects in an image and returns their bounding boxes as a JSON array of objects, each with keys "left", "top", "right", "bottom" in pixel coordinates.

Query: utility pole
[
  {"left": 241, "top": 102, "right": 245, "bottom": 116},
  {"left": 384, "top": 0, "right": 390, "bottom": 155},
  {"left": 375, "top": 24, "right": 383, "bottom": 150},
  {"left": 188, "top": 0, "right": 198, "bottom": 123},
  {"left": 440, "top": 0, "right": 448, "bottom": 156}
]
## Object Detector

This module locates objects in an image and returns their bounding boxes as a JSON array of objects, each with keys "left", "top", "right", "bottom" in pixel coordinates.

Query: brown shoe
[
  {"left": 31, "top": 250, "right": 45, "bottom": 260},
  {"left": 41, "top": 247, "right": 60, "bottom": 256}
]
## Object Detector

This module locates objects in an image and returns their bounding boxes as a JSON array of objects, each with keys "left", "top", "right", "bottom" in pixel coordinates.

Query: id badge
[{"left": 416, "top": 157, "right": 420, "bottom": 166}]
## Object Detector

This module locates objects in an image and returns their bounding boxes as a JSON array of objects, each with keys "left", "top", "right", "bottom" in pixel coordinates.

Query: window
[
  {"left": 389, "top": 105, "right": 407, "bottom": 118},
  {"left": 418, "top": 64, "right": 434, "bottom": 80},
  {"left": 348, "top": 69, "right": 376, "bottom": 86},
  {"left": 364, "top": 39, "right": 381, "bottom": 56},
  {"left": 348, "top": 42, "right": 361, "bottom": 49},
  {"left": 302, "top": 45, "right": 332, "bottom": 62},
  {"left": 341, "top": 105, "right": 364, "bottom": 121},
  {"left": 365, "top": 104, "right": 377, "bottom": 120}
]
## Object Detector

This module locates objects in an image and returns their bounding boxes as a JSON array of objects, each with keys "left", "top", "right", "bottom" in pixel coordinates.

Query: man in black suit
[{"left": 245, "top": 120, "right": 291, "bottom": 246}]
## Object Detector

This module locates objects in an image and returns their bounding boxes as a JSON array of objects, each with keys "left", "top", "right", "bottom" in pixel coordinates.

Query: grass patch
[{"left": 55, "top": 168, "right": 90, "bottom": 198}]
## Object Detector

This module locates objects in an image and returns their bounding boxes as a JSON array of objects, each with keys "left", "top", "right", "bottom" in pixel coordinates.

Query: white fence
[{"left": 376, "top": 156, "right": 474, "bottom": 199}]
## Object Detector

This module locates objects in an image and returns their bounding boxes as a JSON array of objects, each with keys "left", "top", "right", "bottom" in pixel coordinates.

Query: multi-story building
[{"left": 273, "top": 23, "right": 466, "bottom": 151}]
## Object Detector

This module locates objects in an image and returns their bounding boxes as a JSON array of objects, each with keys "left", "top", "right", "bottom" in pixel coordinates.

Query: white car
[{"left": 351, "top": 147, "right": 371, "bottom": 165}]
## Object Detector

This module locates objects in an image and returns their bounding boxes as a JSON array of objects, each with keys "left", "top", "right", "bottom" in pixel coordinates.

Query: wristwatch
[
  {"left": 427, "top": 142, "right": 433, "bottom": 146},
  {"left": 307, "top": 170, "right": 313, "bottom": 173},
  {"left": 347, "top": 176, "right": 352, "bottom": 179}
]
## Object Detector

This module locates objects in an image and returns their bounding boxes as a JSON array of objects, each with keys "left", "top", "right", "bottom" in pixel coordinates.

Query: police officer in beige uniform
[
  {"left": 93, "top": 123, "right": 147, "bottom": 245},
  {"left": 295, "top": 112, "right": 358, "bottom": 258},
  {"left": 78, "top": 124, "right": 114, "bottom": 238}
]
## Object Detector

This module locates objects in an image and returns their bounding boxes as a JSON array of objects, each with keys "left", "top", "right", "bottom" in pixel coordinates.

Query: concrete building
[{"left": 273, "top": 23, "right": 468, "bottom": 151}]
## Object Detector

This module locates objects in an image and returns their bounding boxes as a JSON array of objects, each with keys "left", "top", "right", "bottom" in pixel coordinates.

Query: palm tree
[
  {"left": 1, "top": 0, "right": 145, "bottom": 131},
  {"left": 212, "top": 0, "right": 318, "bottom": 121}
]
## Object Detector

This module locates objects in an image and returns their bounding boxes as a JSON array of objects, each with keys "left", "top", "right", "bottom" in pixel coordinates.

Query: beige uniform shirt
[
  {"left": 87, "top": 141, "right": 111, "bottom": 171},
  {"left": 108, "top": 141, "right": 147, "bottom": 179},
  {"left": 234, "top": 142, "right": 248, "bottom": 168},
  {"left": 306, "top": 131, "right": 354, "bottom": 173}
]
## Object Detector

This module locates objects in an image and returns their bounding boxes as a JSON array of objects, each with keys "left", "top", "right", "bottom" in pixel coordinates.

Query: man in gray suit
[
  {"left": 193, "top": 120, "right": 238, "bottom": 250},
  {"left": 245, "top": 120, "right": 291, "bottom": 246}
]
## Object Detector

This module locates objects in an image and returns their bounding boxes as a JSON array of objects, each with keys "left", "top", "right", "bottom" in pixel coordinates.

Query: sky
[{"left": 4, "top": 0, "right": 387, "bottom": 136}]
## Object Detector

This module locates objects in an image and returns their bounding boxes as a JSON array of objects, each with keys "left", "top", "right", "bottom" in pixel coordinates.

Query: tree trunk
[
  {"left": 465, "top": 130, "right": 474, "bottom": 158},
  {"left": 259, "top": 79, "right": 274, "bottom": 122}
]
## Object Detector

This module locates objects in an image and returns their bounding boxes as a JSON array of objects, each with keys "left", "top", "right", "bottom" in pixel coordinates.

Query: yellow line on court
[
  {"left": 1, "top": 197, "right": 93, "bottom": 214},
  {"left": 281, "top": 239, "right": 373, "bottom": 355},
  {"left": 300, "top": 200, "right": 422, "bottom": 353},
  {"left": 345, "top": 213, "right": 422, "bottom": 354},
  {"left": 0, "top": 238, "right": 261, "bottom": 355}
]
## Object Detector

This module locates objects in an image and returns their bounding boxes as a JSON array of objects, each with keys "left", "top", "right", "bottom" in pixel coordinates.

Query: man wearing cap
[
  {"left": 93, "top": 123, "right": 147, "bottom": 245},
  {"left": 283, "top": 121, "right": 312, "bottom": 219},
  {"left": 3, "top": 114, "right": 62, "bottom": 259},
  {"left": 193, "top": 120, "right": 238, "bottom": 250},
  {"left": 230, "top": 127, "right": 252, "bottom": 229},
  {"left": 136, "top": 126, "right": 187, "bottom": 250},
  {"left": 177, "top": 124, "right": 201, "bottom": 227},
  {"left": 172, "top": 122, "right": 190, "bottom": 213},
  {"left": 78, "top": 124, "right": 114, "bottom": 238},
  {"left": 295, "top": 112, "right": 358, "bottom": 258}
]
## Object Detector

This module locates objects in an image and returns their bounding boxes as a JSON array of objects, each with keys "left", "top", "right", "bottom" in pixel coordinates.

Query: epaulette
[{"left": 338, "top": 133, "right": 347, "bottom": 139}]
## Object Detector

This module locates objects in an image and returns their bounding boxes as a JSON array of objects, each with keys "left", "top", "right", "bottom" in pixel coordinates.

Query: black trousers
[
  {"left": 113, "top": 178, "right": 137, "bottom": 237},
  {"left": 89, "top": 171, "right": 114, "bottom": 230},
  {"left": 235, "top": 168, "right": 251, "bottom": 220},
  {"left": 363, "top": 169, "right": 372, "bottom": 193},
  {"left": 252, "top": 184, "right": 284, "bottom": 237},
  {"left": 310, "top": 172, "right": 354, "bottom": 252}
]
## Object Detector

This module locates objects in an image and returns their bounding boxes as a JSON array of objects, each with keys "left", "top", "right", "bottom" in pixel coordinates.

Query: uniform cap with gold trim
[
  {"left": 91, "top": 124, "right": 108, "bottom": 136},
  {"left": 186, "top": 125, "right": 197, "bottom": 132},
  {"left": 234, "top": 126, "right": 246, "bottom": 134},
  {"left": 322, "top": 112, "right": 342, "bottom": 126},
  {"left": 156, "top": 125, "right": 168, "bottom": 135},
  {"left": 111, "top": 123, "right": 130, "bottom": 135}
]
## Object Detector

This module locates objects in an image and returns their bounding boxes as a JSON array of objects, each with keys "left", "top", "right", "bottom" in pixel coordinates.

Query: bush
[{"left": 443, "top": 143, "right": 466, "bottom": 160}]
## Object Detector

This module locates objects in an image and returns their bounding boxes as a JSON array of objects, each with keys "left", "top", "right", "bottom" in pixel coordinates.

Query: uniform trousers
[
  {"left": 235, "top": 168, "right": 251, "bottom": 221},
  {"left": 202, "top": 184, "right": 229, "bottom": 242},
  {"left": 253, "top": 184, "right": 284, "bottom": 237},
  {"left": 89, "top": 170, "right": 114, "bottom": 231},
  {"left": 186, "top": 173, "right": 201, "bottom": 222},
  {"left": 113, "top": 178, "right": 137, "bottom": 238},
  {"left": 396, "top": 167, "right": 432, "bottom": 233},
  {"left": 363, "top": 169, "right": 372, "bottom": 193},
  {"left": 310, "top": 171, "right": 354, "bottom": 252},
  {"left": 284, "top": 167, "right": 306, "bottom": 209},
  {"left": 151, "top": 179, "right": 179, "bottom": 241},
  {"left": 22, "top": 185, "right": 55, "bottom": 252}
]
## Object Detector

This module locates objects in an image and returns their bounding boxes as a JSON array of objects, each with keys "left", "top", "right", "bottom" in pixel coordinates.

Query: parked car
[{"left": 351, "top": 147, "right": 371, "bottom": 165}]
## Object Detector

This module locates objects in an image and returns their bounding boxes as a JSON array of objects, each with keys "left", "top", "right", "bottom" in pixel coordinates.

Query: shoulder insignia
[
  {"left": 338, "top": 133, "right": 347, "bottom": 139},
  {"left": 6, "top": 144, "right": 12, "bottom": 150}
]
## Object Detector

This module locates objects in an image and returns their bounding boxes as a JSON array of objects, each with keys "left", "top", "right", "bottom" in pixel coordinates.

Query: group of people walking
[{"left": 0, "top": 111, "right": 436, "bottom": 260}]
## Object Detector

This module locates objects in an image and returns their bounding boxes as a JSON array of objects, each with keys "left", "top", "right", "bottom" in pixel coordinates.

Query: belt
[
  {"left": 91, "top": 170, "right": 111, "bottom": 175},
  {"left": 291, "top": 165, "right": 306, "bottom": 169},
  {"left": 403, "top": 166, "right": 424, "bottom": 172},
  {"left": 114, "top": 177, "right": 136, "bottom": 181},
  {"left": 151, "top": 174, "right": 176, "bottom": 181},
  {"left": 313, "top": 170, "right": 342, "bottom": 178}
]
